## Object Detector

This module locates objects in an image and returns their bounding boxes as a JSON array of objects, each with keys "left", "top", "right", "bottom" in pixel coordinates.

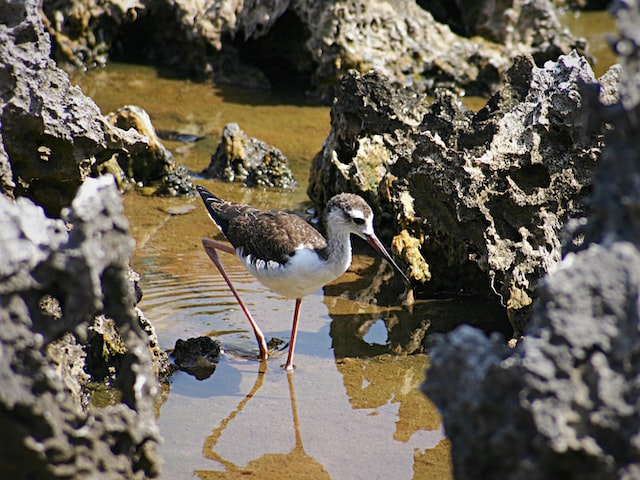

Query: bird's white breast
[{"left": 239, "top": 246, "right": 351, "bottom": 299}]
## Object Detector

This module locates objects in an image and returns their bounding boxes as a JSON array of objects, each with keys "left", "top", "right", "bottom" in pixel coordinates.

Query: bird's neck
[{"left": 323, "top": 228, "right": 353, "bottom": 272}]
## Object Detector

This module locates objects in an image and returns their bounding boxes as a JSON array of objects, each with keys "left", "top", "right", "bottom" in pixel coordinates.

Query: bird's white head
[
  {"left": 323, "top": 193, "right": 411, "bottom": 286},
  {"left": 323, "top": 193, "right": 375, "bottom": 240}
]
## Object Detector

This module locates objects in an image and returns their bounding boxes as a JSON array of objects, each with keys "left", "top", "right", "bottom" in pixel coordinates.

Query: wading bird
[{"left": 197, "top": 185, "right": 410, "bottom": 371}]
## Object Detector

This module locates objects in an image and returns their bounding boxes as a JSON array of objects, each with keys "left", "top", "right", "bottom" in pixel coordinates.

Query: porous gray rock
[
  {"left": 0, "top": 0, "right": 145, "bottom": 215},
  {"left": 202, "top": 122, "right": 296, "bottom": 189},
  {"left": 418, "top": 0, "right": 585, "bottom": 61},
  {"left": 293, "top": 0, "right": 585, "bottom": 101},
  {"left": 422, "top": 1, "right": 640, "bottom": 478},
  {"left": 0, "top": 176, "right": 164, "bottom": 478},
  {"left": 0, "top": 1, "right": 192, "bottom": 216},
  {"left": 309, "top": 51, "right": 614, "bottom": 333},
  {"left": 423, "top": 242, "right": 640, "bottom": 480},
  {"left": 42, "top": 0, "right": 584, "bottom": 100}
]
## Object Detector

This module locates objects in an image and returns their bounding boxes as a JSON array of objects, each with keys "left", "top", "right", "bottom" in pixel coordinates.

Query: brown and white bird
[{"left": 196, "top": 185, "right": 409, "bottom": 371}]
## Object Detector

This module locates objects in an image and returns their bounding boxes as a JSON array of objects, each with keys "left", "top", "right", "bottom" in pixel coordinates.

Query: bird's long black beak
[{"left": 365, "top": 234, "right": 411, "bottom": 286}]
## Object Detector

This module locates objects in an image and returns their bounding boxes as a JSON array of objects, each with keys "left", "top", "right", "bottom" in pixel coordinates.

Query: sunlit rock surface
[
  {"left": 0, "top": 1, "right": 192, "bottom": 216},
  {"left": 0, "top": 1, "right": 141, "bottom": 215},
  {"left": 105, "top": 105, "right": 195, "bottom": 195},
  {"left": 42, "top": 0, "right": 585, "bottom": 100},
  {"left": 0, "top": 177, "right": 164, "bottom": 478},
  {"left": 422, "top": 1, "right": 640, "bottom": 478},
  {"left": 309, "top": 51, "right": 615, "bottom": 333}
]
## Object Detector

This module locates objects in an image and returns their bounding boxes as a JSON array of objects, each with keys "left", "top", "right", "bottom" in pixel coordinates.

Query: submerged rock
[
  {"left": 422, "top": 1, "right": 640, "bottom": 478},
  {"left": 310, "top": 51, "right": 615, "bottom": 334},
  {"left": 0, "top": 176, "right": 165, "bottom": 478},
  {"left": 171, "top": 336, "right": 223, "bottom": 380},
  {"left": 202, "top": 122, "right": 297, "bottom": 189}
]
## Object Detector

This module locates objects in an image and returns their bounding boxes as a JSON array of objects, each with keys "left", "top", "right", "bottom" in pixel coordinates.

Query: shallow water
[
  {"left": 72, "top": 12, "right": 617, "bottom": 476},
  {"left": 120, "top": 182, "right": 460, "bottom": 479},
  {"left": 75, "top": 64, "right": 454, "bottom": 479},
  {"left": 558, "top": 8, "right": 618, "bottom": 78}
]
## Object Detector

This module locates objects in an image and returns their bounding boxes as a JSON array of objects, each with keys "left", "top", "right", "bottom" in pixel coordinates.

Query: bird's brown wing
[{"left": 226, "top": 210, "right": 327, "bottom": 265}]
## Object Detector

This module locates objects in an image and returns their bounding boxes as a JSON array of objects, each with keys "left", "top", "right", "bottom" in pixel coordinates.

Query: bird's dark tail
[
  {"left": 196, "top": 185, "right": 223, "bottom": 207},
  {"left": 196, "top": 185, "right": 228, "bottom": 231},
  {"left": 196, "top": 185, "right": 257, "bottom": 234}
]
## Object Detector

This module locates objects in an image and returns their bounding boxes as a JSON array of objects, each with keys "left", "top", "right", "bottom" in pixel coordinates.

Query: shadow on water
[
  {"left": 328, "top": 295, "right": 511, "bottom": 361},
  {"left": 322, "top": 253, "right": 512, "bottom": 360}
]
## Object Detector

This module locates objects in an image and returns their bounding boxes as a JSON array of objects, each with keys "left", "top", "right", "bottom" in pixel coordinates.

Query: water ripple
[{"left": 137, "top": 269, "right": 272, "bottom": 350}]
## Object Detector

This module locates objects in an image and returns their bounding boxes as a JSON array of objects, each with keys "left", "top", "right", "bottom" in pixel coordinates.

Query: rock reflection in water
[{"left": 325, "top": 253, "right": 512, "bottom": 360}]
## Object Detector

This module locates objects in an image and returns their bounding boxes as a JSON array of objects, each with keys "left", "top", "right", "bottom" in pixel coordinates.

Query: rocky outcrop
[
  {"left": 419, "top": 0, "right": 586, "bottom": 59},
  {"left": 105, "top": 105, "right": 195, "bottom": 195},
  {"left": 309, "top": 50, "right": 615, "bottom": 333},
  {"left": 202, "top": 122, "right": 296, "bottom": 189},
  {"left": 553, "top": 0, "right": 610, "bottom": 9},
  {"left": 41, "top": 0, "right": 141, "bottom": 69},
  {"left": 0, "top": 1, "right": 192, "bottom": 217},
  {"left": 293, "top": 0, "right": 584, "bottom": 101},
  {"left": 0, "top": 4, "right": 174, "bottom": 477},
  {"left": 421, "top": 1, "right": 640, "bottom": 478},
  {"left": 0, "top": 1, "right": 139, "bottom": 215},
  {"left": 42, "top": 0, "right": 585, "bottom": 100},
  {"left": 0, "top": 176, "right": 164, "bottom": 478}
]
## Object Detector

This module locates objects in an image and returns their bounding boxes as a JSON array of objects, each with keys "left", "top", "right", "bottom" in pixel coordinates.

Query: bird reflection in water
[{"left": 196, "top": 365, "right": 330, "bottom": 479}]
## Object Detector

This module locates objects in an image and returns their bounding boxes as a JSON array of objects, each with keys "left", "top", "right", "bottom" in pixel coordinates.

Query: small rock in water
[
  {"left": 156, "top": 129, "right": 205, "bottom": 143},
  {"left": 172, "top": 336, "right": 222, "bottom": 380},
  {"left": 202, "top": 123, "right": 296, "bottom": 189},
  {"left": 165, "top": 204, "right": 196, "bottom": 215}
]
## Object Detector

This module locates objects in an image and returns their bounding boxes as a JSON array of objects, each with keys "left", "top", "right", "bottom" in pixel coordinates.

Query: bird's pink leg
[
  {"left": 284, "top": 298, "right": 303, "bottom": 371},
  {"left": 202, "top": 237, "right": 269, "bottom": 360}
]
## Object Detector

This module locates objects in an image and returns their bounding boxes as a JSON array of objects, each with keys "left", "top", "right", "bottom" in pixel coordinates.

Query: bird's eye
[{"left": 352, "top": 217, "right": 365, "bottom": 225}]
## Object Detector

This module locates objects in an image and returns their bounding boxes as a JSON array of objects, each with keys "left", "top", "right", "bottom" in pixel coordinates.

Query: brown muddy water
[{"left": 72, "top": 12, "right": 616, "bottom": 478}]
